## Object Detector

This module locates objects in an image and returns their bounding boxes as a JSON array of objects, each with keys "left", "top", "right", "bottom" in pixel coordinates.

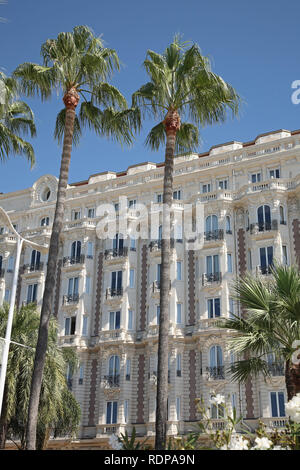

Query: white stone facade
[{"left": 1, "top": 128, "right": 300, "bottom": 440}]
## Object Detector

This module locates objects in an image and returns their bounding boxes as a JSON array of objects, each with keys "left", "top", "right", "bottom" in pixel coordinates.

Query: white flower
[
  {"left": 109, "top": 433, "right": 123, "bottom": 450},
  {"left": 210, "top": 394, "right": 225, "bottom": 406},
  {"left": 272, "top": 445, "right": 291, "bottom": 450},
  {"left": 285, "top": 393, "right": 300, "bottom": 424},
  {"left": 220, "top": 435, "right": 249, "bottom": 450},
  {"left": 252, "top": 437, "right": 273, "bottom": 450}
]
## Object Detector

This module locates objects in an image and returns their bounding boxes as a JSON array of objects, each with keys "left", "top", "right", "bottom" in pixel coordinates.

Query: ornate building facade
[{"left": 1, "top": 128, "right": 300, "bottom": 445}]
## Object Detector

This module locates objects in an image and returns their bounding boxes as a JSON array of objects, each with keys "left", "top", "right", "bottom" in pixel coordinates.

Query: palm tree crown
[
  {"left": 132, "top": 35, "right": 240, "bottom": 152},
  {"left": 0, "top": 72, "right": 36, "bottom": 166}
]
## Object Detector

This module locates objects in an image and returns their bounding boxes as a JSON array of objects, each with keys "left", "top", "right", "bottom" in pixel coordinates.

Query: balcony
[
  {"left": 250, "top": 220, "right": 278, "bottom": 234},
  {"left": 106, "top": 287, "right": 123, "bottom": 299},
  {"left": 152, "top": 280, "right": 171, "bottom": 293},
  {"left": 103, "top": 374, "right": 120, "bottom": 388},
  {"left": 268, "top": 363, "right": 285, "bottom": 376},
  {"left": 256, "top": 265, "right": 273, "bottom": 276},
  {"left": 204, "top": 229, "right": 224, "bottom": 242},
  {"left": 149, "top": 239, "right": 175, "bottom": 252},
  {"left": 63, "top": 255, "right": 85, "bottom": 267},
  {"left": 104, "top": 247, "right": 128, "bottom": 260},
  {"left": 23, "top": 262, "right": 44, "bottom": 273},
  {"left": 206, "top": 366, "right": 225, "bottom": 380},
  {"left": 202, "top": 272, "right": 222, "bottom": 286},
  {"left": 63, "top": 293, "right": 79, "bottom": 305}
]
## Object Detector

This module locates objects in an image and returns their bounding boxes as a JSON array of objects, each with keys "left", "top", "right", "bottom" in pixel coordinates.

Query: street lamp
[{"left": 0, "top": 206, "right": 49, "bottom": 415}]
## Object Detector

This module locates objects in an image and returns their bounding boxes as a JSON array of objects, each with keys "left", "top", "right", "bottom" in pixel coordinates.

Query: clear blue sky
[{"left": 1, "top": 0, "right": 300, "bottom": 194}]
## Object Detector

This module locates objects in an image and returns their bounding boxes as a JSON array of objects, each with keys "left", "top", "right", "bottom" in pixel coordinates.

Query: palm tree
[
  {"left": 220, "top": 264, "right": 300, "bottom": 401},
  {"left": 13, "top": 25, "right": 139, "bottom": 449},
  {"left": 132, "top": 36, "right": 240, "bottom": 449},
  {"left": 0, "top": 72, "right": 35, "bottom": 166},
  {"left": 0, "top": 303, "right": 80, "bottom": 450}
]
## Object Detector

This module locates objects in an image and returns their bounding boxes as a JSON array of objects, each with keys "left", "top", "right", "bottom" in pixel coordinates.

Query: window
[
  {"left": 226, "top": 216, "right": 231, "bottom": 234},
  {"left": 7, "top": 256, "right": 14, "bottom": 272},
  {"left": 282, "top": 245, "right": 288, "bottom": 266},
  {"left": 208, "top": 298, "right": 221, "bottom": 318},
  {"left": 72, "top": 209, "right": 81, "bottom": 220},
  {"left": 229, "top": 298, "right": 234, "bottom": 318},
  {"left": 126, "top": 358, "right": 131, "bottom": 381},
  {"left": 270, "top": 391, "right": 285, "bottom": 417},
  {"left": 85, "top": 276, "right": 91, "bottom": 294},
  {"left": 227, "top": 253, "right": 233, "bottom": 273},
  {"left": 129, "top": 236, "right": 136, "bottom": 251},
  {"left": 27, "top": 283, "right": 38, "bottom": 304},
  {"left": 0, "top": 227, "right": 4, "bottom": 235},
  {"left": 0, "top": 255, "right": 2, "bottom": 271},
  {"left": 269, "top": 168, "right": 280, "bottom": 179},
  {"left": 173, "top": 190, "right": 182, "bottom": 200},
  {"left": 65, "top": 316, "right": 76, "bottom": 336},
  {"left": 248, "top": 249, "right": 252, "bottom": 271},
  {"left": 205, "top": 215, "right": 218, "bottom": 233},
  {"left": 158, "top": 225, "right": 162, "bottom": 241},
  {"left": 218, "top": 179, "right": 228, "bottom": 190},
  {"left": 124, "top": 400, "right": 129, "bottom": 423},
  {"left": 109, "top": 355, "right": 120, "bottom": 377},
  {"left": 206, "top": 255, "right": 220, "bottom": 274},
  {"left": 106, "top": 401, "right": 118, "bottom": 424},
  {"left": 157, "top": 194, "right": 162, "bottom": 203},
  {"left": 257, "top": 205, "right": 271, "bottom": 229},
  {"left": 68, "top": 277, "right": 79, "bottom": 296},
  {"left": 176, "top": 303, "right": 182, "bottom": 324},
  {"left": 113, "top": 233, "right": 124, "bottom": 251},
  {"left": 4, "top": 289, "right": 10, "bottom": 303},
  {"left": 176, "top": 353, "right": 182, "bottom": 377},
  {"left": 176, "top": 397, "right": 181, "bottom": 421},
  {"left": 176, "top": 261, "right": 182, "bottom": 281},
  {"left": 109, "top": 311, "right": 121, "bottom": 330},
  {"left": 128, "top": 199, "right": 137, "bottom": 209},
  {"left": 156, "top": 305, "right": 160, "bottom": 325},
  {"left": 128, "top": 309, "right": 133, "bottom": 330},
  {"left": 210, "top": 346, "right": 223, "bottom": 369},
  {"left": 259, "top": 246, "right": 273, "bottom": 273},
  {"left": 129, "top": 268, "right": 135, "bottom": 288},
  {"left": 87, "top": 242, "right": 93, "bottom": 259},
  {"left": 251, "top": 172, "right": 261, "bottom": 183},
  {"left": 280, "top": 206, "right": 285, "bottom": 224},
  {"left": 82, "top": 316, "right": 88, "bottom": 336},
  {"left": 210, "top": 394, "right": 225, "bottom": 419},
  {"left": 87, "top": 208, "right": 95, "bottom": 218},
  {"left": 30, "top": 250, "right": 41, "bottom": 270},
  {"left": 114, "top": 202, "right": 119, "bottom": 213},
  {"left": 41, "top": 217, "right": 49, "bottom": 227},
  {"left": 175, "top": 223, "right": 183, "bottom": 241},
  {"left": 71, "top": 240, "right": 81, "bottom": 260},
  {"left": 111, "top": 271, "right": 122, "bottom": 291},
  {"left": 202, "top": 183, "right": 211, "bottom": 193},
  {"left": 78, "top": 364, "right": 84, "bottom": 385},
  {"left": 156, "top": 264, "right": 161, "bottom": 284}
]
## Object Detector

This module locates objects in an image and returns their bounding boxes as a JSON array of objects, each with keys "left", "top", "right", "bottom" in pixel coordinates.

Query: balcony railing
[
  {"left": 149, "top": 239, "right": 175, "bottom": 251},
  {"left": 152, "top": 280, "right": 171, "bottom": 292},
  {"left": 206, "top": 366, "right": 225, "bottom": 380},
  {"left": 106, "top": 287, "right": 123, "bottom": 298},
  {"left": 250, "top": 220, "right": 278, "bottom": 234},
  {"left": 23, "top": 262, "right": 44, "bottom": 272},
  {"left": 268, "top": 363, "right": 285, "bottom": 376},
  {"left": 63, "top": 293, "right": 79, "bottom": 304},
  {"left": 204, "top": 229, "right": 224, "bottom": 241},
  {"left": 256, "top": 265, "right": 273, "bottom": 276},
  {"left": 202, "top": 272, "right": 222, "bottom": 286},
  {"left": 104, "top": 247, "right": 128, "bottom": 259},
  {"left": 63, "top": 254, "right": 85, "bottom": 267},
  {"left": 103, "top": 374, "right": 120, "bottom": 387}
]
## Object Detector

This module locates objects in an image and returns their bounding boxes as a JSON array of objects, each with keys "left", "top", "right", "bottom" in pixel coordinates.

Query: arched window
[
  {"left": 257, "top": 205, "right": 271, "bottom": 230},
  {"left": 205, "top": 215, "right": 218, "bottom": 233},
  {"left": 225, "top": 216, "right": 231, "bottom": 234},
  {"left": 30, "top": 250, "right": 41, "bottom": 270},
  {"left": 209, "top": 346, "right": 224, "bottom": 380},
  {"left": 108, "top": 355, "right": 120, "bottom": 386},
  {"left": 41, "top": 217, "right": 49, "bottom": 227},
  {"left": 71, "top": 241, "right": 81, "bottom": 261}
]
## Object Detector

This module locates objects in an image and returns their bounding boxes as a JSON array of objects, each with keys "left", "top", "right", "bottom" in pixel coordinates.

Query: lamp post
[{"left": 0, "top": 207, "right": 49, "bottom": 416}]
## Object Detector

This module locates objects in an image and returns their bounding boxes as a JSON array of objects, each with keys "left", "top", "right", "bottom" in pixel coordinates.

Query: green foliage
[
  {"left": 132, "top": 35, "right": 240, "bottom": 153},
  {"left": 0, "top": 303, "right": 81, "bottom": 449},
  {"left": 118, "top": 427, "right": 148, "bottom": 450},
  {"left": 13, "top": 25, "right": 140, "bottom": 147},
  {"left": 0, "top": 72, "right": 36, "bottom": 166}
]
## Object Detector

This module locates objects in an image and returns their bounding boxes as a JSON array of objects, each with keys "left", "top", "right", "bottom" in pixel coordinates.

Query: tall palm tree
[
  {"left": 0, "top": 303, "right": 80, "bottom": 450},
  {"left": 14, "top": 25, "right": 139, "bottom": 449},
  {"left": 132, "top": 36, "right": 240, "bottom": 449},
  {"left": 0, "top": 72, "right": 35, "bottom": 166},
  {"left": 220, "top": 264, "right": 300, "bottom": 401}
]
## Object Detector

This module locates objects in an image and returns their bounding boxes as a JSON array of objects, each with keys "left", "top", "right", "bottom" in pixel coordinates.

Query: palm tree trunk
[
  {"left": 155, "top": 109, "right": 180, "bottom": 450},
  {"left": 25, "top": 88, "right": 79, "bottom": 450},
  {"left": 285, "top": 359, "right": 297, "bottom": 400},
  {"left": 0, "top": 384, "right": 8, "bottom": 449}
]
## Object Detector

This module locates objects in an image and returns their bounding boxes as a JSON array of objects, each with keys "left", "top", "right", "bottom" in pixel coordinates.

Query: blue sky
[{"left": 1, "top": 0, "right": 300, "bottom": 194}]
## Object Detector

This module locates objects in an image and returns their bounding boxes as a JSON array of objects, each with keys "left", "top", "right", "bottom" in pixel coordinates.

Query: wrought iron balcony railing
[
  {"left": 63, "top": 293, "right": 79, "bottom": 304},
  {"left": 268, "top": 363, "right": 285, "bottom": 376},
  {"left": 63, "top": 254, "right": 85, "bottom": 267},
  {"left": 202, "top": 272, "right": 222, "bottom": 286},
  {"left": 256, "top": 265, "right": 273, "bottom": 276},
  {"left": 106, "top": 287, "right": 123, "bottom": 298},
  {"left": 104, "top": 247, "right": 128, "bottom": 259},
  {"left": 206, "top": 366, "right": 225, "bottom": 380},
  {"left": 250, "top": 219, "right": 278, "bottom": 233},
  {"left": 204, "top": 229, "right": 224, "bottom": 241},
  {"left": 103, "top": 374, "right": 120, "bottom": 387},
  {"left": 23, "top": 262, "right": 44, "bottom": 272}
]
